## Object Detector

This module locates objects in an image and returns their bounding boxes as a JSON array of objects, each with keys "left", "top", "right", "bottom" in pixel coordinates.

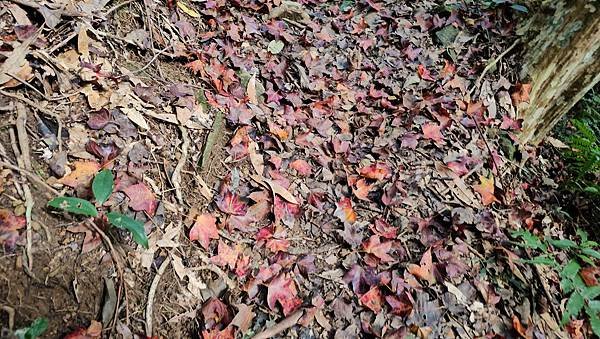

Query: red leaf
[
  {"left": 362, "top": 235, "right": 394, "bottom": 263},
  {"left": 122, "top": 183, "right": 158, "bottom": 216},
  {"left": 417, "top": 64, "right": 435, "bottom": 81},
  {"left": 422, "top": 123, "right": 444, "bottom": 144},
  {"left": 267, "top": 273, "right": 302, "bottom": 316},
  {"left": 580, "top": 267, "right": 599, "bottom": 286},
  {"left": 359, "top": 162, "right": 390, "bottom": 180},
  {"left": 189, "top": 214, "right": 219, "bottom": 250},
  {"left": 473, "top": 174, "right": 498, "bottom": 206},
  {"left": 216, "top": 190, "right": 248, "bottom": 216},
  {"left": 266, "top": 238, "right": 290, "bottom": 253},
  {"left": 202, "top": 297, "right": 232, "bottom": 330},
  {"left": 185, "top": 59, "right": 205, "bottom": 75},
  {"left": 290, "top": 159, "right": 312, "bottom": 176},
  {"left": 201, "top": 327, "right": 234, "bottom": 339},
  {"left": 359, "top": 286, "right": 383, "bottom": 313},
  {"left": 511, "top": 83, "right": 532, "bottom": 105},
  {"left": 210, "top": 240, "right": 240, "bottom": 270},
  {"left": 370, "top": 218, "right": 397, "bottom": 239},
  {"left": 0, "top": 209, "right": 26, "bottom": 251},
  {"left": 334, "top": 197, "right": 356, "bottom": 224},
  {"left": 63, "top": 320, "right": 102, "bottom": 339}
]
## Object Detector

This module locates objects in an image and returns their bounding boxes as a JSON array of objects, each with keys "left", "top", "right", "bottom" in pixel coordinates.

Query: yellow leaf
[{"left": 177, "top": 2, "right": 200, "bottom": 18}]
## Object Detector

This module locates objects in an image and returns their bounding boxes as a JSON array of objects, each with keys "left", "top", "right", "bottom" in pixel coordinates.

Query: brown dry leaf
[
  {"left": 231, "top": 304, "right": 255, "bottom": 333},
  {"left": 247, "top": 74, "right": 259, "bottom": 105},
  {"left": 251, "top": 175, "right": 298, "bottom": 204},
  {"left": 407, "top": 249, "right": 435, "bottom": 284},
  {"left": 77, "top": 25, "right": 90, "bottom": 57},
  {"left": 7, "top": 4, "right": 32, "bottom": 25},
  {"left": 81, "top": 85, "right": 110, "bottom": 110},
  {"left": 474, "top": 174, "right": 498, "bottom": 206},
  {"left": 0, "top": 35, "right": 35, "bottom": 87},
  {"left": 120, "top": 107, "right": 149, "bottom": 130},
  {"left": 248, "top": 142, "right": 264, "bottom": 175},
  {"left": 58, "top": 161, "right": 101, "bottom": 188},
  {"left": 56, "top": 49, "right": 80, "bottom": 71}
]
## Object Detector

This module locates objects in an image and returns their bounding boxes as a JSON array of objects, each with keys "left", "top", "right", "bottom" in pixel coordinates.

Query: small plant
[
  {"left": 512, "top": 229, "right": 600, "bottom": 335},
  {"left": 561, "top": 90, "right": 600, "bottom": 195},
  {"left": 14, "top": 318, "right": 48, "bottom": 339},
  {"left": 48, "top": 169, "right": 148, "bottom": 249}
]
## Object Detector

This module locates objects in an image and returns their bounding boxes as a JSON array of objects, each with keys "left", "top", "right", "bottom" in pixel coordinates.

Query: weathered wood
[{"left": 518, "top": 0, "right": 600, "bottom": 145}]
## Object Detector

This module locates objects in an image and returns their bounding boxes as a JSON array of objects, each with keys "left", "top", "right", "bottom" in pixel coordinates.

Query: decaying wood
[{"left": 518, "top": 0, "right": 600, "bottom": 145}]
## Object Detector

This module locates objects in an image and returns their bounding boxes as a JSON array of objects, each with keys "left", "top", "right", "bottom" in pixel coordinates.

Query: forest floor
[{"left": 0, "top": 0, "right": 596, "bottom": 338}]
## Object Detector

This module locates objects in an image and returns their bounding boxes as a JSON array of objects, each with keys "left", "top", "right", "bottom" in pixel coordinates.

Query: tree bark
[{"left": 518, "top": 0, "right": 600, "bottom": 145}]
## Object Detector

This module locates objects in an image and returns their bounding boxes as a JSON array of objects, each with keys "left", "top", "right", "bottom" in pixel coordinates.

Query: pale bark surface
[{"left": 518, "top": 0, "right": 600, "bottom": 145}]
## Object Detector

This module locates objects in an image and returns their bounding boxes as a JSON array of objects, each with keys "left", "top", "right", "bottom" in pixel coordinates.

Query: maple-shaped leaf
[
  {"left": 235, "top": 254, "right": 250, "bottom": 277},
  {"left": 189, "top": 214, "right": 219, "bottom": 250},
  {"left": 290, "top": 159, "right": 312, "bottom": 176},
  {"left": 58, "top": 161, "right": 101, "bottom": 188},
  {"left": 385, "top": 293, "right": 413, "bottom": 317},
  {"left": 407, "top": 249, "right": 435, "bottom": 284},
  {"left": 122, "top": 183, "right": 158, "bottom": 216},
  {"left": 267, "top": 273, "right": 302, "bottom": 316},
  {"left": 334, "top": 197, "right": 356, "bottom": 224},
  {"left": 202, "top": 297, "right": 232, "bottom": 331},
  {"left": 216, "top": 190, "right": 248, "bottom": 216},
  {"left": 210, "top": 240, "right": 240, "bottom": 270},
  {"left": 422, "top": 123, "right": 444, "bottom": 144},
  {"left": 230, "top": 304, "right": 255, "bottom": 333},
  {"left": 359, "top": 162, "right": 391, "bottom": 180},
  {"left": 359, "top": 286, "right": 383, "bottom": 313},
  {"left": 473, "top": 174, "right": 498, "bottom": 206},
  {"left": 362, "top": 235, "right": 394, "bottom": 263},
  {"left": 370, "top": 218, "right": 397, "bottom": 239},
  {"left": 0, "top": 208, "right": 26, "bottom": 251},
  {"left": 266, "top": 238, "right": 290, "bottom": 253},
  {"left": 185, "top": 59, "right": 205, "bottom": 75},
  {"left": 580, "top": 267, "right": 600, "bottom": 286}
]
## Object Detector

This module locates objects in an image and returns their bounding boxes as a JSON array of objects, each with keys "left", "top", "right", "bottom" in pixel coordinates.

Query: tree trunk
[{"left": 518, "top": 0, "right": 600, "bottom": 145}]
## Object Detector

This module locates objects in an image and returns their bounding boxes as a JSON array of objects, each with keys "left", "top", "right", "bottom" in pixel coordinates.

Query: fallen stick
[
  {"left": 146, "top": 256, "right": 171, "bottom": 338},
  {"left": 252, "top": 309, "right": 304, "bottom": 339},
  {"left": 171, "top": 125, "right": 189, "bottom": 205}
]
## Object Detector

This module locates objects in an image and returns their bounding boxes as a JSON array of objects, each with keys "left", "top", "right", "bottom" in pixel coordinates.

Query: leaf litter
[{"left": 0, "top": 0, "right": 589, "bottom": 338}]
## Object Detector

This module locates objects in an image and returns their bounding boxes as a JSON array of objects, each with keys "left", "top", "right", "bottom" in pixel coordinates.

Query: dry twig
[
  {"left": 252, "top": 309, "right": 304, "bottom": 339},
  {"left": 146, "top": 256, "right": 171, "bottom": 337},
  {"left": 172, "top": 125, "right": 189, "bottom": 205}
]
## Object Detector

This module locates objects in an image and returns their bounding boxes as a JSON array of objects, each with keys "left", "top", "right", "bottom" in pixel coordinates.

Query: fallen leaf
[
  {"left": 580, "top": 267, "right": 599, "bottom": 286},
  {"left": 210, "top": 240, "right": 240, "bottom": 270},
  {"left": 473, "top": 174, "right": 498, "bottom": 206},
  {"left": 59, "top": 161, "right": 101, "bottom": 188},
  {"left": 362, "top": 235, "right": 394, "bottom": 263},
  {"left": 252, "top": 175, "right": 298, "bottom": 205},
  {"left": 216, "top": 190, "right": 248, "bottom": 216},
  {"left": 359, "top": 162, "right": 390, "bottom": 180},
  {"left": 334, "top": 197, "right": 356, "bottom": 224},
  {"left": 122, "top": 183, "right": 158, "bottom": 216},
  {"left": 63, "top": 320, "right": 102, "bottom": 339},
  {"left": 267, "top": 40, "right": 285, "bottom": 54},
  {"left": 407, "top": 249, "right": 435, "bottom": 284},
  {"left": 0, "top": 208, "right": 26, "bottom": 251},
  {"left": 422, "top": 123, "right": 444, "bottom": 144},
  {"left": 177, "top": 1, "right": 200, "bottom": 18},
  {"left": 359, "top": 286, "right": 383, "bottom": 313},
  {"left": 352, "top": 179, "right": 372, "bottom": 201},
  {"left": 189, "top": 214, "right": 219, "bottom": 250},
  {"left": 202, "top": 297, "right": 231, "bottom": 330},
  {"left": 247, "top": 73, "right": 259, "bottom": 105},
  {"left": 267, "top": 273, "right": 302, "bottom": 316},
  {"left": 202, "top": 327, "right": 234, "bottom": 339},
  {"left": 67, "top": 224, "right": 102, "bottom": 254},
  {"left": 290, "top": 159, "right": 312, "bottom": 176},
  {"left": 248, "top": 142, "right": 264, "bottom": 175},
  {"left": 230, "top": 304, "right": 255, "bottom": 333}
]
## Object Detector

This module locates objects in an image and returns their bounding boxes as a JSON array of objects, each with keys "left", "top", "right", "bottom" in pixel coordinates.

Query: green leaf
[
  {"left": 15, "top": 317, "right": 48, "bottom": 339},
  {"left": 267, "top": 40, "right": 284, "bottom": 54},
  {"left": 92, "top": 169, "right": 114, "bottom": 205},
  {"left": 340, "top": 0, "right": 354, "bottom": 12},
  {"left": 562, "top": 292, "right": 584, "bottom": 325},
  {"left": 577, "top": 229, "right": 590, "bottom": 243},
  {"left": 561, "top": 277, "right": 574, "bottom": 294},
  {"left": 589, "top": 300, "right": 600, "bottom": 312},
  {"left": 582, "top": 286, "right": 600, "bottom": 300},
  {"left": 510, "top": 4, "right": 528, "bottom": 12},
  {"left": 512, "top": 230, "right": 546, "bottom": 250},
  {"left": 48, "top": 197, "right": 98, "bottom": 217},
  {"left": 107, "top": 212, "right": 148, "bottom": 249},
  {"left": 587, "top": 308, "right": 600, "bottom": 337},
  {"left": 547, "top": 238, "right": 577, "bottom": 249},
  {"left": 520, "top": 255, "right": 557, "bottom": 266},
  {"left": 578, "top": 254, "right": 596, "bottom": 266},
  {"left": 581, "top": 248, "right": 600, "bottom": 260},
  {"left": 561, "top": 260, "right": 582, "bottom": 278}
]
